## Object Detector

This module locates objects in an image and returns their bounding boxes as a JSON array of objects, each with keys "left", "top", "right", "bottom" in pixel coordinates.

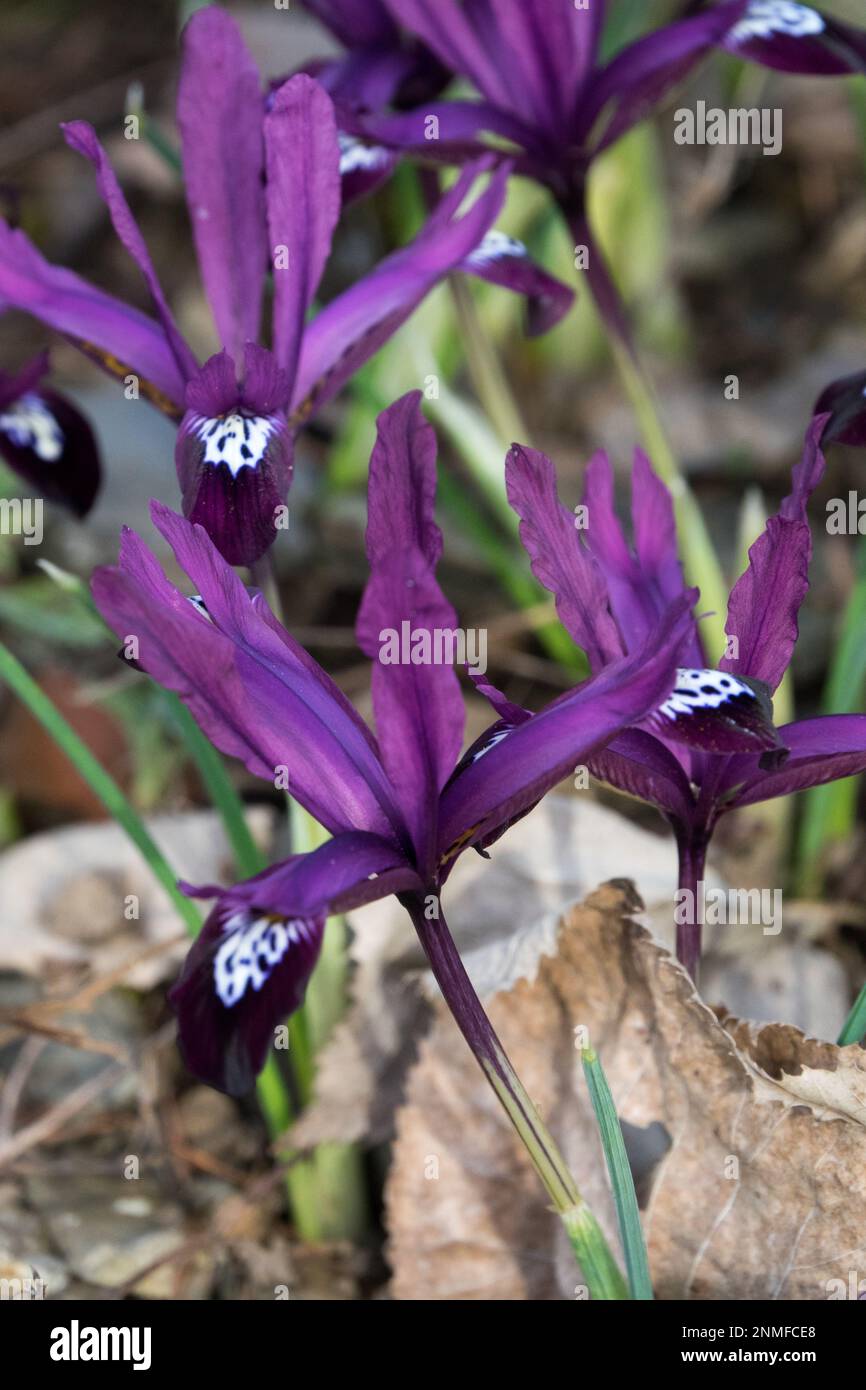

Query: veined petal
[
  {"left": 92, "top": 508, "right": 408, "bottom": 846},
  {"left": 290, "top": 159, "right": 508, "bottom": 417},
  {"left": 473, "top": 0, "right": 579, "bottom": 133},
  {"left": 587, "top": 728, "right": 695, "bottom": 826},
  {"left": 720, "top": 417, "right": 826, "bottom": 692},
  {"left": 722, "top": 2, "right": 866, "bottom": 75},
  {"left": 437, "top": 598, "right": 694, "bottom": 862},
  {"left": 178, "top": 7, "right": 267, "bottom": 361},
  {"left": 0, "top": 221, "right": 188, "bottom": 411},
  {"left": 720, "top": 715, "right": 866, "bottom": 807},
  {"left": 265, "top": 75, "right": 342, "bottom": 391},
  {"left": 61, "top": 122, "right": 198, "bottom": 385},
  {"left": 356, "top": 393, "right": 464, "bottom": 873},
  {"left": 505, "top": 442, "right": 623, "bottom": 671},
  {"left": 170, "top": 831, "right": 420, "bottom": 1094},
  {"left": 577, "top": 1, "right": 748, "bottom": 154},
  {"left": 383, "top": 0, "right": 514, "bottom": 110},
  {"left": 458, "top": 229, "right": 574, "bottom": 336}
]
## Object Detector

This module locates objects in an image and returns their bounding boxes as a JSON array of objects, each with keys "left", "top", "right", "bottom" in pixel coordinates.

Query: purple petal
[
  {"left": 92, "top": 508, "right": 408, "bottom": 846},
  {"left": 0, "top": 383, "right": 101, "bottom": 517},
  {"left": 722, "top": 2, "right": 866, "bottom": 76},
  {"left": 587, "top": 728, "right": 695, "bottom": 826},
  {"left": 814, "top": 368, "right": 866, "bottom": 446},
  {"left": 458, "top": 229, "right": 574, "bottom": 336},
  {"left": 464, "top": 0, "right": 578, "bottom": 133},
  {"left": 437, "top": 598, "right": 694, "bottom": 863},
  {"left": 61, "top": 122, "right": 198, "bottom": 385},
  {"left": 290, "top": 158, "right": 508, "bottom": 417},
  {"left": 337, "top": 132, "right": 397, "bottom": 205},
  {"left": 348, "top": 99, "right": 546, "bottom": 161},
  {"left": 641, "top": 667, "right": 787, "bottom": 760},
  {"left": 0, "top": 221, "right": 188, "bottom": 410},
  {"left": 720, "top": 418, "right": 826, "bottom": 691},
  {"left": 176, "top": 346, "right": 293, "bottom": 566},
  {"left": 356, "top": 392, "right": 464, "bottom": 874},
  {"left": 383, "top": 0, "right": 515, "bottom": 111},
  {"left": 581, "top": 450, "right": 705, "bottom": 664},
  {"left": 265, "top": 75, "right": 342, "bottom": 392},
  {"left": 301, "top": 0, "right": 399, "bottom": 48},
  {"left": 177, "top": 7, "right": 267, "bottom": 361},
  {"left": 505, "top": 442, "right": 624, "bottom": 671},
  {"left": 577, "top": 2, "right": 749, "bottom": 154},
  {"left": 170, "top": 830, "right": 420, "bottom": 1094},
  {"left": 721, "top": 714, "right": 866, "bottom": 807}
]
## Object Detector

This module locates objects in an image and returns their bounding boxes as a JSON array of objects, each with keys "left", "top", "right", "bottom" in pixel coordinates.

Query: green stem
[
  {"left": 165, "top": 693, "right": 265, "bottom": 878},
  {"left": 0, "top": 640, "right": 201, "bottom": 934},
  {"left": 448, "top": 275, "right": 528, "bottom": 445}
]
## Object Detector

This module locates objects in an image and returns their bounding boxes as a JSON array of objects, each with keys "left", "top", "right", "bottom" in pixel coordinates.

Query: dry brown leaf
[{"left": 386, "top": 882, "right": 866, "bottom": 1301}]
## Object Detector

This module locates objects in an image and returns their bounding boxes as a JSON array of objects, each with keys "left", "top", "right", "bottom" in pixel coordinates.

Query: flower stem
[
  {"left": 400, "top": 893, "right": 628, "bottom": 1299},
  {"left": 561, "top": 203, "right": 729, "bottom": 661},
  {"left": 448, "top": 275, "right": 529, "bottom": 445},
  {"left": 164, "top": 692, "right": 265, "bottom": 879},
  {"left": 676, "top": 834, "right": 707, "bottom": 982}
]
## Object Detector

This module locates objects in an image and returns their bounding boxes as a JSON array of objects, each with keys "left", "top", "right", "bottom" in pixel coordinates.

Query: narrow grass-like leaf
[{"left": 582, "top": 1045, "right": 653, "bottom": 1300}]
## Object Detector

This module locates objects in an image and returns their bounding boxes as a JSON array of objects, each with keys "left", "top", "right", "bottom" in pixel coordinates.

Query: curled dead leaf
[{"left": 386, "top": 883, "right": 866, "bottom": 1301}]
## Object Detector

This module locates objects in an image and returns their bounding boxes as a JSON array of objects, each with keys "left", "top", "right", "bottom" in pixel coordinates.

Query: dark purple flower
[
  {"left": 814, "top": 366, "right": 866, "bottom": 447},
  {"left": 0, "top": 8, "right": 570, "bottom": 566},
  {"left": 0, "top": 352, "right": 100, "bottom": 517},
  {"left": 501, "top": 415, "right": 866, "bottom": 978},
  {"left": 91, "top": 390, "right": 694, "bottom": 1096},
  {"left": 313, "top": 1, "right": 866, "bottom": 346}
]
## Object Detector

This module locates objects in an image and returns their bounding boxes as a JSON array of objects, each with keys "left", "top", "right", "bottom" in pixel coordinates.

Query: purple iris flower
[
  {"left": 295, "top": 1, "right": 449, "bottom": 203},
  {"left": 0, "top": 7, "right": 570, "bottom": 568},
  {"left": 311, "top": 0, "right": 866, "bottom": 343},
  {"left": 501, "top": 415, "right": 866, "bottom": 979},
  {"left": 91, "top": 391, "right": 695, "bottom": 1097},
  {"left": 0, "top": 352, "right": 100, "bottom": 517}
]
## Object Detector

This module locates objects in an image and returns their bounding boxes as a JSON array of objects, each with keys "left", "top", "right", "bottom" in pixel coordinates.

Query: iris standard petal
[
  {"left": 265, "top": 75, "right": 342, "bottom": 392},
  {"left": 177, "top": 6, "right": 268, "bottom": 361},
  {"left": 720, "top": 419, "right": 826, "bottom": 692},
  {"left": 356, "top": 392, "right": 465, "bottom": 872},
  {"left": 504, "top": 442, "right": 624, "bottom": 670}
]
